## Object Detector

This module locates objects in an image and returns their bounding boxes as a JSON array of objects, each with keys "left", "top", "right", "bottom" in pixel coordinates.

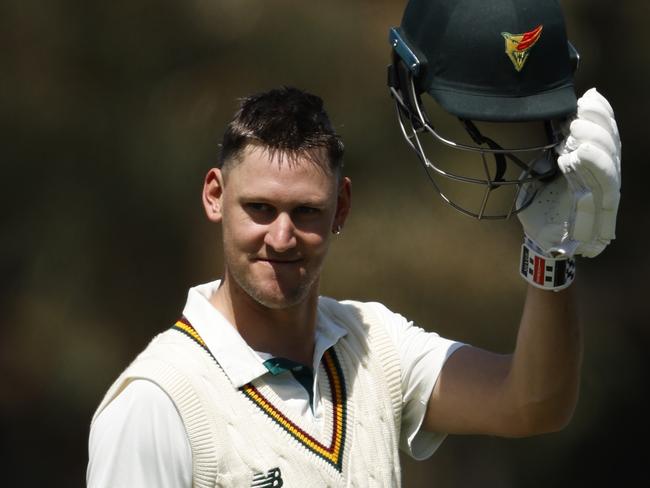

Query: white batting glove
[{"left": 517, "top": 88, "right": 622, "bottom": 258}]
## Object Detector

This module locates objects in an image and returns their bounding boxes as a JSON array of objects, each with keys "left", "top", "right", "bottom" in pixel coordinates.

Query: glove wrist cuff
[{"left": 520, "top": 238, "right": 575, "bottom": 292}]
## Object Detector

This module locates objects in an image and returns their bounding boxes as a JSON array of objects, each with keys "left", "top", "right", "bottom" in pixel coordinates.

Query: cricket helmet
[{"left": 388, "top": 0, "right": 580, "bottom": 219}]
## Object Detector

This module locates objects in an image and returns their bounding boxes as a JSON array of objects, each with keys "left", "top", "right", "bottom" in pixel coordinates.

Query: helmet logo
[{"left": 501, "top": 25, "right": 543, "bottom": 72}]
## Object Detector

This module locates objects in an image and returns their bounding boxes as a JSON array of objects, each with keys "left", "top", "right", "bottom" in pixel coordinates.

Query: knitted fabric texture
[{"left": 92, "top": 298, "right": 403, "bottom": 487}]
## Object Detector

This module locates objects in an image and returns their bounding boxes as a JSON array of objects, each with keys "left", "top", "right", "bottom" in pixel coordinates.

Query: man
[
  {"left": 87, "top": 1, "right": 621, "bottom": 487},
  {"left": 90, "top": 87, "right": 460, "bottom": 487}
]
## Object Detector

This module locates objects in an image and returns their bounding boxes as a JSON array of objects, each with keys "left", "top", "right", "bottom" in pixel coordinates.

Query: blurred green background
[{"left": 2, "top": 0, "right": 647, "bottom": 486}]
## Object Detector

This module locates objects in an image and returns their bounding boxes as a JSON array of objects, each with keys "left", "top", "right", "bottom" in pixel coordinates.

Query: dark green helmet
[{"left": 387, "top": 0, "right": 580, "bottom": 219}]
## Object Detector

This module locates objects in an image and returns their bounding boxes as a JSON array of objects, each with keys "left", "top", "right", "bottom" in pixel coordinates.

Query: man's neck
[{"left": 209, "top": 278, "right": 318, "bottom": 366}]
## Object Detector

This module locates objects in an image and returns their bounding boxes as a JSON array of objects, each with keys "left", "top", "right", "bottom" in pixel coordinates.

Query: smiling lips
[{"left": 254, "top": 256, "right": 302, "bottom": 265}]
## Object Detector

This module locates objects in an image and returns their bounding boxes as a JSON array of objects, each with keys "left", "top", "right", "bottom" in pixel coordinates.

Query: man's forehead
[
  {"left": 224, "top": 143, "right": 334, "bottom": 178},
  {"left": 223, "top": 143, "right": 338, "bottom": 196}
]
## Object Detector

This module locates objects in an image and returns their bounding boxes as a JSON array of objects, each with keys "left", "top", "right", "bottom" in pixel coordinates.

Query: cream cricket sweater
[{"left": 92, "top": 297, "right": 403, "bottom": 487}]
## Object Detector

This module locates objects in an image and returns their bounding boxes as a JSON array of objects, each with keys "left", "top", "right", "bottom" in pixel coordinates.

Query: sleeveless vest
[{"left": 92, "top": 298, "right": 403, "bottom": 487}]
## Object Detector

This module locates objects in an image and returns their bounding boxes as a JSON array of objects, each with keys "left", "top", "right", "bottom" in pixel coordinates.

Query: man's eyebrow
[{"left": 238, "top": 194, "right": 329, "bottom": 207}]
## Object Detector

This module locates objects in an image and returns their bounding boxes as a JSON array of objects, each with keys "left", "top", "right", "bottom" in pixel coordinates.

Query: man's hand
[{"left": 518, "top": 88, "right": 622, "bottom": 258}]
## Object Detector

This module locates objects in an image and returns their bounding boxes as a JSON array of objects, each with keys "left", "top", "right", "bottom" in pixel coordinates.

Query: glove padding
[{"left": 518, "top": 88, "right": 621, "bottom": 258}]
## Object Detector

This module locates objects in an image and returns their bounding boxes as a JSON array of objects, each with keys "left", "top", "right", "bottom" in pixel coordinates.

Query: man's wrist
[{"left": 520, "top": 237, "right": 576, "bottom": 292}]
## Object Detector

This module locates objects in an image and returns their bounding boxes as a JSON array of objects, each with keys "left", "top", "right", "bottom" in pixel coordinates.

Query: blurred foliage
[{"left": 1, "top": 0, "right": 648, "bottom": 486}]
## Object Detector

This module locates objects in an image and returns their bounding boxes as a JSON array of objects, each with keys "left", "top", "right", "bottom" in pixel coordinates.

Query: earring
[{"left": 333, "top": 224, "right": 342, "bottom": 235}]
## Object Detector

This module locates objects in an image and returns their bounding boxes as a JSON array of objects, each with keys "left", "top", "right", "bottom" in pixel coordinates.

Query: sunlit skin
[{"left": 202, "top": 143, "right": 351, "bottom": 365}]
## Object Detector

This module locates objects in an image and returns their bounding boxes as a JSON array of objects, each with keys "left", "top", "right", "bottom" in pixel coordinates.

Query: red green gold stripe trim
[
  {"left": 241, "top": 349, "right": 347, "bottom": 471},
  {"left": 171, "top": 317, "right": 216, "bottom": 361},
  {"left": 170, "top": 317, "right": 348, "bottom": 472}
]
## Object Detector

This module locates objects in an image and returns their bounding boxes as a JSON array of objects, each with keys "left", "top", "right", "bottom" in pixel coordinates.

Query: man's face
[{"left": 210, "top": 144, "right": 350, "bottom": 309}]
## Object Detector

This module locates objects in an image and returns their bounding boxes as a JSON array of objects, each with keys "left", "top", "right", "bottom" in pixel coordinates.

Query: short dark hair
[{"left": 218, "top": 87, "right": 344, "bottom": 172}]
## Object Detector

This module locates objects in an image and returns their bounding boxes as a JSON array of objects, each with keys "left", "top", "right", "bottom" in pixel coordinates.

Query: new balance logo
[{"left": 251, "top": 467, "right": 283, "bottom": 487}]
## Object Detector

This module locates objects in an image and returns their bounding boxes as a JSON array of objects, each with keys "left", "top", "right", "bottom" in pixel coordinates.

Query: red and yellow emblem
[{"left": 501, "top": 24, "right": 543, "bottom": 72}]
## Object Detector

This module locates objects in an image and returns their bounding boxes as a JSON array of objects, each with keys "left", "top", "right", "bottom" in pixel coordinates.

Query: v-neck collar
[
  {"left": 171, "top": 317, "right": 349, "bottom": 473},
  {"left": 241, "top": 348, "right": 348, "bottom": 471}
]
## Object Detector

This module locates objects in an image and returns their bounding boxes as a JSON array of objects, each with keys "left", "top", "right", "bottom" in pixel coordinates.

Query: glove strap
[{"left": 520, "top": 238, "right": 576, "bottom": 291}]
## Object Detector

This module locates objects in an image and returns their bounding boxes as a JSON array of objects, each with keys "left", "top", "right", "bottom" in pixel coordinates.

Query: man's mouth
[{"left": 255, "top": 257, "right": 302, "bottom": 264}]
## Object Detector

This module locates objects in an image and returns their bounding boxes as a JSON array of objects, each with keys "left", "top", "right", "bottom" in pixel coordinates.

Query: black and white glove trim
[{"left": 520, "top": 237, "right": 575, "bottom": 291}]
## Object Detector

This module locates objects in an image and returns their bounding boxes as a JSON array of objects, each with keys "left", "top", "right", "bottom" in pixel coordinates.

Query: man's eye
[
  {"left": 246, "top": 203, "right": 273, "bottom": 213},
  {"left": 295, "top": 206, "right": 320, "bottom": 216}
]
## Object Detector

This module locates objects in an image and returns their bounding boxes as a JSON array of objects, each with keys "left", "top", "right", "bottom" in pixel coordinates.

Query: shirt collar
[{"left": 181, "top": 279, "right": 347, "bottom": 388}]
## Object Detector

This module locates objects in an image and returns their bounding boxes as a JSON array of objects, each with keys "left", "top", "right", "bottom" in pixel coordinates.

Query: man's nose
[{"left": 264, "top": 212, "right": 297, "bottom": 252}]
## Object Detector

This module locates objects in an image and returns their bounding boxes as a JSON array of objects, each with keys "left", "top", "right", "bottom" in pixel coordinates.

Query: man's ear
[
  {"left": 202, "top": 168, "right": 224, "bottom": 223},
  {"left": 333, "top": 176, "right": 352, "bottom": 232}
]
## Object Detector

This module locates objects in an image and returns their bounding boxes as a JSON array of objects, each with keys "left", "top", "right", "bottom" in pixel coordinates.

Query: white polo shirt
[{"left": 87, "top": 281, "right": 464, "bottom": 488}]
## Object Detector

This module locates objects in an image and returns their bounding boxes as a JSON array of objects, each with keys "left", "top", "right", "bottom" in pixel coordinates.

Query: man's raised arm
[{"left": 423, "top": 87, "right": 621, "bottom": 438}]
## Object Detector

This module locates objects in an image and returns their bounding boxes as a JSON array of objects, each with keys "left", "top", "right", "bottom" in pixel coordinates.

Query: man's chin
[
  {"left": 250, "top": 287, "right": 309, "bottom": 310},
  {"left": 228, "top": 267, "right": 318, "bottom": 310}
]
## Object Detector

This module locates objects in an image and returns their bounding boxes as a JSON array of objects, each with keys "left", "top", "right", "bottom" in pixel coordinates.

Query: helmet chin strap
[
  {"left": 460, "top": 119, "right": 559, "bottom": 182},
  {"left": 460, "top": 119, "right": 508, "bottom": 183}
]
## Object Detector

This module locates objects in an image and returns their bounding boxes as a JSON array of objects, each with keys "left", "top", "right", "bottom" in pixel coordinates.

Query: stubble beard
[
  {"left": 225, "top": 251, "right": 323, "bottom": 310},
  {"left": 231, "top": 266, "right": 319, "bottom": 310}
]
